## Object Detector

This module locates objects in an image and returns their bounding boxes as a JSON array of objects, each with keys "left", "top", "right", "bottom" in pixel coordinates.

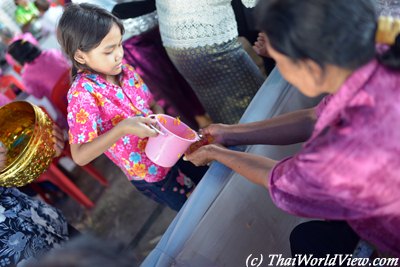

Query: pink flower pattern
[{"left": 67, "top": 64, "right": 169, "bottom": 182}]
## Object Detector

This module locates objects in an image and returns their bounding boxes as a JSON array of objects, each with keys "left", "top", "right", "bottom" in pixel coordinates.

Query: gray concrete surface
[{"left": 53, "top": 154, "right": 177, "bottom": 264}]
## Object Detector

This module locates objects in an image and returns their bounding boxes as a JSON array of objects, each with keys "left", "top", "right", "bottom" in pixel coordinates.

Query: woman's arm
[
  {"left": 186, "top": 107, "right": 316, "bottom": 188},
  {"left": 70, "top": 116, "right": 157, "bottom": 166},
  {"left": 186, "top": 144, "right": 277, "bottom": 188},
  {"left": 205, "top": 107, "right": 317, "bottom": 147}
]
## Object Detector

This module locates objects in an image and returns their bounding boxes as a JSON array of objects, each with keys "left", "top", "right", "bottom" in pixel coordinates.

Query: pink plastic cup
[{"left": 145, "top": 114, "right": 200, "bottom": 167}]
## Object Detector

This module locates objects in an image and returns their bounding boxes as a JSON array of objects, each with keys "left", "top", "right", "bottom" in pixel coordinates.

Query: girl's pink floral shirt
[{"left": 67, "top": 64, "right": 169, "bottom": 183}]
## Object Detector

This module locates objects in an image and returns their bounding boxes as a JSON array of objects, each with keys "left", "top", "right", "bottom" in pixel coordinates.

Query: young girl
[{"left": 57, "top": 3, "right": 207, "bottom": 211}]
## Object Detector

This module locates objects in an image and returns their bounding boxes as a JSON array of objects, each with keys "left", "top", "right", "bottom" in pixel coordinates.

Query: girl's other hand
[
  {"left": 253, "top": 32, "right": 270, "bottom": 58},
  {"left": 119, "top": 116, "right": 158, "bottom": 138},
  {"left": 52, "top": 124, "right": 65, "bottom": 158}
]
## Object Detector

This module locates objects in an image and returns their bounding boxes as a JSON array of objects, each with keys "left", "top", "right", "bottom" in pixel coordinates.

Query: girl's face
[{"left": 75, "top": 23, "right": 124, "bottom": 83}]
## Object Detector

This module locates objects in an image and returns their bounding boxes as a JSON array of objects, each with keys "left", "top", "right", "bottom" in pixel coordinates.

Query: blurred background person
[
  {"left": 156, "top": 0, "right": 265, "bottom": 124},
  {"left": 34, "top": 0, "right": 64, "bottom": 36},
  {"left": 14, "top": 0, "right": 40, "bottom": 33},
  {"left": 7, "top": 39, "right": 70, "bottom": 101}
]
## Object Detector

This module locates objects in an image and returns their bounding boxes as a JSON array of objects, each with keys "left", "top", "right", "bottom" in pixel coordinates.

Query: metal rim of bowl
[
  {"left": 0, "top": 101, "right": 35, "bottom": 173},
  {"left": 0, "top": 101, "right": 55, "bottom": 187}
]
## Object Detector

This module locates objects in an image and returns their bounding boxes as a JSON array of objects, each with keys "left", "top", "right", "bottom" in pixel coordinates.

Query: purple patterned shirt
[{"left": 270, "top": 60, "right": 400, "bottom": 256}]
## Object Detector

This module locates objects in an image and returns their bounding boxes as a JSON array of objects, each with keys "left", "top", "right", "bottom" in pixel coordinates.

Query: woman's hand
[
  {"left": 253, "top": 32, "right": 270, "bottom": 58},
  {"left": 0, "top": 142, "right": 8, "bottom": 171},
  {"left": 118, "top": 116, "right": 158, "bottom": 138},
  {"left": 184, "top": 144, "right": 223, "bottom": 166},
  {"left": 199, "top": 123, "right": 232, "bottom": 146},
  {"left": 52, "top": 124, "right": 65, "bottom": 158}
]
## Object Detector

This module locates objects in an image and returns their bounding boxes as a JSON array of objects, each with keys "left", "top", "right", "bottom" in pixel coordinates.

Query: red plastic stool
[
  {"left": 0, "top": 74, "right": 26, "bottom": 94},
  {"left": 36, "top": 162, "right": 94, "bottom": 209},
  {"left": 35, "top": 107, "right": 107, "bottom": 209},
  {"left": 59, "top": 143, "right": 108, "bottom": 186}
]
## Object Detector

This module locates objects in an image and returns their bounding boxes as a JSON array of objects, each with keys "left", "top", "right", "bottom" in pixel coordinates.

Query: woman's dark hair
[
  {"left": 378, "top": 34, "right": 400, "bottom": 69},
  {"left": 7, "top": 40, "right": 42, "bottom": 65},
  {"left": 57, "top": 3, "right": 125, "bottom": 78},
  {"left": 256, "top": 0, "right": 399, "bottom": 71}
]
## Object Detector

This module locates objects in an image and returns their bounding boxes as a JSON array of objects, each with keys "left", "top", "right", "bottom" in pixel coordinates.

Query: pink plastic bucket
[{"left": 145, "top": 114, "right": 200, "bottom": 167}]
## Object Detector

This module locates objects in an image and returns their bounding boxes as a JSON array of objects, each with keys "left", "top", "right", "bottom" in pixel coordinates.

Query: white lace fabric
[
  {"left": 157, "top": 0, "right": 258, "bottom": 48},
  {"left": 122, "top": 11, "right": 159, "bottom": 41}
]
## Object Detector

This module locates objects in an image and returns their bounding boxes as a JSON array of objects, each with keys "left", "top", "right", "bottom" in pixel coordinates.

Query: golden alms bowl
[{"left": 0, "top": 101, "right": 55, "bottom": 187}]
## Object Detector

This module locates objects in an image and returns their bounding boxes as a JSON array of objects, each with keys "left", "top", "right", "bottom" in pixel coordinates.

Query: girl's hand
[
  {"left": 52, "top": 124, "right": 65, "bottom": 158},
  {"left": 118, "top": 116, "right": 158, "bottom": 138},
  {"left": 253, "top": 32, "right": 270, "bottom": 58},
  {"left": 0, "top": 141, "right": 8, "bottom": 171},
  {"left": 184, "top": 144, "right": 223, "bottom": 166}
]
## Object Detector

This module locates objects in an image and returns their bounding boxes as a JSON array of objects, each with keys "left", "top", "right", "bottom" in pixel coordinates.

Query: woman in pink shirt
[
  {"left": 186, "top": 0, "right": 400, "bottom": 257},
  {"left": 0, "top": 28, "right": 39, "bottom": 74},
  {"left": 7, "top": 39, "right": 71, "bottom": 100}
]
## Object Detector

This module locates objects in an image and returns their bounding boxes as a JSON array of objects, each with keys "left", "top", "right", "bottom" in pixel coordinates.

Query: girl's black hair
[
  {"left": 7, "top": 40, "right": 42, "bottom": 65},
  {"left": 57, "top": 3, "right": 125, "bottom": 78},
  {"left": 256, "top": 0, "right": 400, "bottom": 71}
]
